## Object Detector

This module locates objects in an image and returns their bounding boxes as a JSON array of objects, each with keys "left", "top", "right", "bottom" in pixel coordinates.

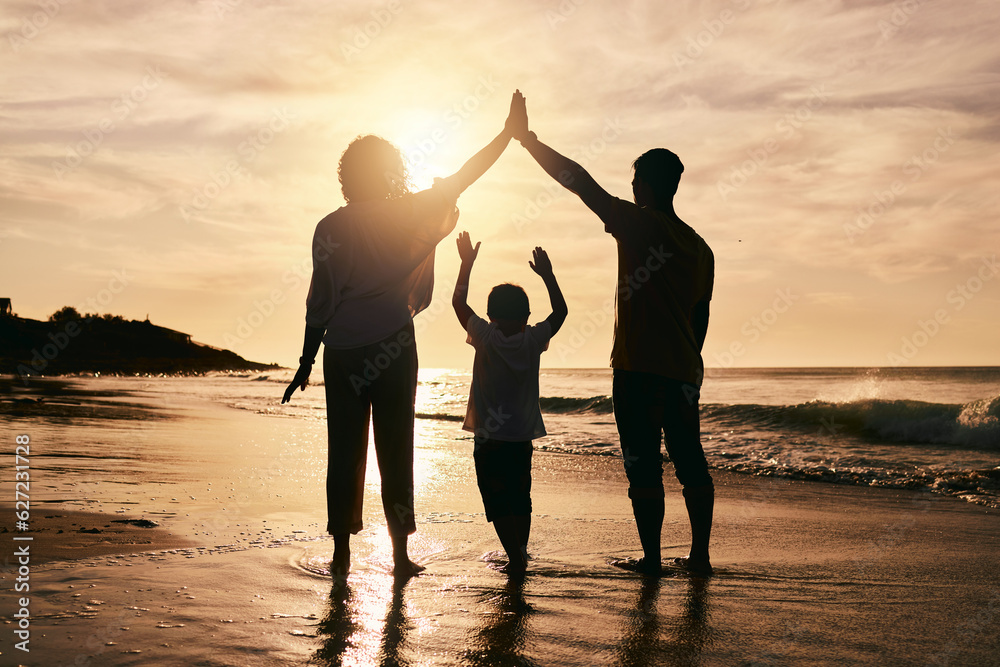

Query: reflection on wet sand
[
  {"left": 0, "top": 375, "right": 173, "bottom": 422},
  {"left": 379, "top": 578, "right": 412, "bottom": 667},
  {"left": 463, "top": 576, "right": 536, "bottom": 666},
  {"left": 616, "top": 576, "right": 712, "bottom": 667},
  {"left": 313, "top": 570, "right": 713, "bottom": 666},
  {"left": 314, "top": 573, "right": 538, "bottom": 666},
  {"left": 314, "top": 580, "right": 359, "bottom": 665},
  {"left": 314, "top": 576, "right": 414, "bottom": 667}
]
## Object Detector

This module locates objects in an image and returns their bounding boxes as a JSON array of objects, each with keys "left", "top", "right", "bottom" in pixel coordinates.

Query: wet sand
[{"left": 2, "top": 379, "right": 999, "bottom": 665}]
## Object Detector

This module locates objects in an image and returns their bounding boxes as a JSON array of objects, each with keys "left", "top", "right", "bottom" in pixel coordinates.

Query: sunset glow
[{"left": 2, "top": 0, "right": 998, "bottom": 369}]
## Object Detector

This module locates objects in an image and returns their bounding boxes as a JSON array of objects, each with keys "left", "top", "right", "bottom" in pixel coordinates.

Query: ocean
[{"left": 180, "top": 365, "right": 1000, "bottom": 509}]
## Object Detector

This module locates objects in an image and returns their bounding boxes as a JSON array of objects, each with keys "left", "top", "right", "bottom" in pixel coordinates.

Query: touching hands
[
  {"left": 456, "top": 231, "right": 481, "bottom": 265},
  {"left": 505, "top": 89, "right": 529, "bottom": 142},
  {"left": 529, "top": 247, "right": 554, "bottom": 279}
]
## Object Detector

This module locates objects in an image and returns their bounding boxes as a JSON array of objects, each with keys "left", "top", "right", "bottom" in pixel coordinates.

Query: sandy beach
[{"left": 2, "top": 378, "right": 999, "bottom": 666}]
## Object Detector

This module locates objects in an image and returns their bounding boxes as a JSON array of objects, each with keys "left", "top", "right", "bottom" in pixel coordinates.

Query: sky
[{"left": 2, "top": 0, "right": 998, "bottom": 370}]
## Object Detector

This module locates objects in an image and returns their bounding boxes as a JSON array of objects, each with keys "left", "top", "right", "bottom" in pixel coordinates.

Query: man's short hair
[
  {"left": 487, "top": 283, "right": 530, "bottom": 321},
  {"left": 632, "top": 148, "right": 684, "bottom": 203}
]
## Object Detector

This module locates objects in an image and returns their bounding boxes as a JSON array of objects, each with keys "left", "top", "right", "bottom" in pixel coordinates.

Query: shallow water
[
  {"left": 84, "top": 366, "right": 997, "bottom": 508},
  {"left": 4, "top": 375, "right": 999, "bottom": 665}
]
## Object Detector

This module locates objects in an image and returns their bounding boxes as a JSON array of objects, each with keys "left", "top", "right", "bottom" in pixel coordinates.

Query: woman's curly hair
[{"left": 338, "top": 135, "right": 410, "bottom": 203}]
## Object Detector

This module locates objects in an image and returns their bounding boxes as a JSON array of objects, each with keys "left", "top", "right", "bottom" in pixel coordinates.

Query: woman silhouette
[{"left": 284, "top": 91, "right": 528, "bottom": 578}]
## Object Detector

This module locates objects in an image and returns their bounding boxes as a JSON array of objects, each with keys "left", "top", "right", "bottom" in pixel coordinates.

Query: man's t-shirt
[
  {"left": 463, "top": 315, "right": 553, "bottom": 447},
  {"left": 600, "top": 198, "right": 714, "bottom": 385},
  {"left": 305, "top": 185, "right": 459, "bottom": 348}
]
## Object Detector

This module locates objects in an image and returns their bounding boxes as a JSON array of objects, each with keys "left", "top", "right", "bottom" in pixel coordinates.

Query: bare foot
[
  {"left": 330, "top": 549, "right": 350, "bottom": 578},
  {"left": 669, "top": 556, "right": 714, "bottom": 576},
  {"left": 389, "top": 532, "right": 423, "bottom": 579},
  {"left": 506, "top": 547, "right": 528, "bottom": 575},
  {"left": 393, "top": 559, "right": 426, "bottom": 579},
  {"left": 635, "top": 557, "right": 663, "bottom": 576},
  {"left": 500, "top": 561, "right": 527, "bottom": 578},
  {"left": 612, "top": 557, "right": 662, "bottom": 576},
  {"left": 331, "top": 534, "right": 351, "bottom": 581}
]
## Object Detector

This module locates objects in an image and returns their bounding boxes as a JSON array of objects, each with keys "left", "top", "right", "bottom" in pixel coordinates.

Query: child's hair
[{"left": 487, "top": 283, "right": 530, "bottom": 321}]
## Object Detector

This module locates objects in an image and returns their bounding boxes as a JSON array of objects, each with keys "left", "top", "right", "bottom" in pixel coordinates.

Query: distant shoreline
[{"left": 0, "top": 313, "right": 277, "bottom": 379}]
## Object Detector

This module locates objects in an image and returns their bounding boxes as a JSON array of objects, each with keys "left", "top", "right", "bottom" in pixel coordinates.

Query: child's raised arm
[
  {"left": 452, "top": 231, "right": 480, "bottom": 331},
  {"left": 529, "top": 247, "right": 567, "bottom": 335}
]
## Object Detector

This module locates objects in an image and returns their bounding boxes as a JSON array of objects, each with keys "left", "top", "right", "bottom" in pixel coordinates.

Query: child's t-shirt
[{"left": 462, "top": 314, "right": 553, "bottom": 448}]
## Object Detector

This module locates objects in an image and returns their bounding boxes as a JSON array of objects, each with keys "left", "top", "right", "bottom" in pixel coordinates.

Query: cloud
[{"left": 2, "top": 0, "right": 999, "bottom": 366}]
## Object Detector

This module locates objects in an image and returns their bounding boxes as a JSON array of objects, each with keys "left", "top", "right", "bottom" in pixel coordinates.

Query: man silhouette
[{"left": 509, "top": 94, "right": 715, "bottom": 575}]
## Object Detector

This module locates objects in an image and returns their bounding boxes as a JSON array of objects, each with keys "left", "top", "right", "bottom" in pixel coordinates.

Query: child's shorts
[{"left": 473, "top": 439, "right": 533, "bottom": 522}]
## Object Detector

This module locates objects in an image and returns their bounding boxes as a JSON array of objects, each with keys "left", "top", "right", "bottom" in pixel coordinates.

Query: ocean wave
[
  {"left": 539, "top": 396, "right": 614, "bottom": 414},
  {"left": 702, "top": 395, "right": 1000, "bottom": 449},
  {"left": 236, "top": 371, "right": 326, "bottom": 387},
  {"left": 709, "top": 460, "right": 1000, "bottom": 508},
  {"left": 416, "top": 412, "right": 465, "bottom": 422},
  {"left": 534, "top": 433, "right": 1000, "bottom": 509}
]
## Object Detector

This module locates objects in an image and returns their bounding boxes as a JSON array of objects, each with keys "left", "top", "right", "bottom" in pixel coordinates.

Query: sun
[{"left": 386, "top": 109, "right": 447, "bottom": 192}]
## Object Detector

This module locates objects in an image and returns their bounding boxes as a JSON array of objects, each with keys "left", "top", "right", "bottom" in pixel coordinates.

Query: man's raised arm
[
  {"left": 433, "top": 91, "right": 525, "bottom": 199},
  {"left": 519, "top": 134, "right": 617, "bottom": 220},
  {"left": 511, "top": 92, "right": 617, "bottom": 220}
]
